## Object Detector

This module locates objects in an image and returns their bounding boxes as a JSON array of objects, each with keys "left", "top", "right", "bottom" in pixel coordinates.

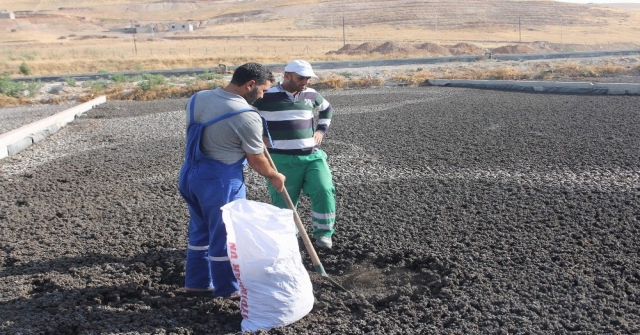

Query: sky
[{"left": 555, "top": 0, "right": 640, "bottom": 3}]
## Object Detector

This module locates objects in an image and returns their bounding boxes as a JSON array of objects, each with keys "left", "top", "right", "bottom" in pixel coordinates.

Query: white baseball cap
[{"left": 284, "top": 60, "right": 318, "bottom": 78}]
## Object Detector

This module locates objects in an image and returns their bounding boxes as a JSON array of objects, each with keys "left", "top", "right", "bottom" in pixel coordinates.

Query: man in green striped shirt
[{"left": 253, "top": 60, "right": 336, "bottom": 249}]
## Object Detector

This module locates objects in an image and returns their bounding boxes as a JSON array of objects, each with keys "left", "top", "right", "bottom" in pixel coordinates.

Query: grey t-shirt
[{"left": 185, "top": 88, "right": 264, "bottom": 164}]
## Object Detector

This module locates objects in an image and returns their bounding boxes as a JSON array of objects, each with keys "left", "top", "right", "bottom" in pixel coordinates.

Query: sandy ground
[{"left": 1, "top": 86, "right": 639, "bottom": 334}]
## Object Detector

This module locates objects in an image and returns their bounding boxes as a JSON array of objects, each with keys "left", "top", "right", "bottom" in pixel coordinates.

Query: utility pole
[
  {"left": 130, "top": 20, "right": 138, "bottom": 55},
  {"left": 435, "top": 14, "right": 438, "bottom": 41},
  {"left": 560, "top": 17, "right": 563, "bottom": 45},
  {"left": 342, "top": 16, "right": 346, "bottom": 46},
  {"left": 518, "top": 17, "right": 522, "bottom": 43}
]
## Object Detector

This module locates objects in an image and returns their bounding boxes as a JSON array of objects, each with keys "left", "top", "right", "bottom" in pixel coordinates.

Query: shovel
[{"left": 263, "top": 149, "right": 349, "bottom": 292}]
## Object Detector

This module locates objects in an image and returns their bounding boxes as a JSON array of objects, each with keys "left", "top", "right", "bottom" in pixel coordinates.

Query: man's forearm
[
  {"left": 246, "top": 152, "right": 278, "bottom": 178},
  {"left": 247, "top": 151, "right": 286, "bottom": 193}
]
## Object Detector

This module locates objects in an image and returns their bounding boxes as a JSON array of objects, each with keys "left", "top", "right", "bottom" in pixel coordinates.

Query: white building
[
  {"left": 0, "top": 11, "right": 15, "bottom": 19},
  {"left": 169, "top": 22, "right": 193, "bottom": 32}
]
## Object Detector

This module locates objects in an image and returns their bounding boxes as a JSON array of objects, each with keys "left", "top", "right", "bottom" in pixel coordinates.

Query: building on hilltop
[
  {"left": 128, "top": 25, "right": 155, "bottom": 34},
  {"left": 110, "top": 24, "right": 156, "bottom": 34},
  {"left": 0, "top": 10, "right": 15, "bottom": 19},
  {"left": 169, "top": 22, "right": 193, "bottom": 32}
]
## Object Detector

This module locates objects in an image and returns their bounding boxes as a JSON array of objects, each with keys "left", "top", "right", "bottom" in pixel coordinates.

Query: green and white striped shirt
[{"left": 253, "top": 83, "right": 334, "bottom": 155}]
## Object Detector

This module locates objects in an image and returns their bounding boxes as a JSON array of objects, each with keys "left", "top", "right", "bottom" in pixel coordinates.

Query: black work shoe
[{"left": 184, "top": 287, "right": 213, "bottom": 296}]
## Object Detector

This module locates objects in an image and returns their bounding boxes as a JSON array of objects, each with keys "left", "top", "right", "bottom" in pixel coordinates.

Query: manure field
[{"left": 1, "top": 87, "right": 639, "bottom": 334}]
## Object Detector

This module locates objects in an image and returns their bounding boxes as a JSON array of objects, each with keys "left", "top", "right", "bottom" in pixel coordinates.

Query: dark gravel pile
[{"left": 1, "top": 87, "right": 639, "bottom": 334}]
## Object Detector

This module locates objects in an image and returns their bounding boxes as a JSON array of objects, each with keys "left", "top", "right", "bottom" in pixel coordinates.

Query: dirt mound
[
  {"left": 490, "top": 44, "right": 537, "bottom": 54},
  {"left": 335, "top": 43, "right": 358, "bottom": 53},
  {"left": 416, "top": 42, "right": 451, "bottom": 55},
  {"left": 372, "top": 41, "right": 413, "bottom": 54},
  {"left": 327, "top": 43, "right": 359, "bottom": 55},
  {"left": 353, "top": 42, "right": 380, "bottom": 52},
  {"left": 330, "top": 42, "right": 382, "bottom": 55},
  {"left": 447, "top": 42, "right": 484, "bottom": 55}
]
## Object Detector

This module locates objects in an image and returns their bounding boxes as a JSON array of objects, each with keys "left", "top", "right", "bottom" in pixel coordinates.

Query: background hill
[{"left": 1, "top": 0, "right": 639, "bottom": 76}]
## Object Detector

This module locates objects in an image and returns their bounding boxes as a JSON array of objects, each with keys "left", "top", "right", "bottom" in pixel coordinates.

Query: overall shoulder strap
[
  {"left": 202, "top": 107, "right": 274, "bottom": 148},
  {"left": 187, "top": 92, "right": 198, "bottom": 124}
]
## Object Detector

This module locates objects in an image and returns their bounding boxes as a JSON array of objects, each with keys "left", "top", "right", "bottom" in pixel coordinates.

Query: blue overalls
[{"left": 178, "top": 93, "right": 258, "bottom": 297}]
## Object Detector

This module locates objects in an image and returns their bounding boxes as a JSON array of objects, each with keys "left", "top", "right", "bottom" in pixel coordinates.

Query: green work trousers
[{"left": 267, "top": 149, "right": 336, "bottom": 238}]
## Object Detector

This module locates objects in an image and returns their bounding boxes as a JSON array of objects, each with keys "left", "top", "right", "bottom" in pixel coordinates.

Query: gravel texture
[
  {"left": 0, "top": 102, "right": 78, "bottom": 134},
  {"left": 1, "top": 87, "right": 639, "bottom": 334}
]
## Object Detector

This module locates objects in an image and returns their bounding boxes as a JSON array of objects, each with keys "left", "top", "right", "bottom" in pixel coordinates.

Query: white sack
[{"left": 222, "top": 199, "right": 314, "bottom": 333}]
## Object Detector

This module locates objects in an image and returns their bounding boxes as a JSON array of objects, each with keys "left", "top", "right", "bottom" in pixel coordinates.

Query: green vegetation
[
  {"left": 138, "top": 73, "right": 166, "bottom": 91},
  {"left": 0, "top": 75, "right": 41, "bottom": 97},
  {"left": 19, "top": 62, "right": 31, "bottom": 76},
  {"left": 83, "top": 78, "right": 111, "bottom": 91},
  {"left": 110, "top": 73, "right": 129, "bottom": 83},
  {"left": 65, "top": 77, "right": 77, "bottom": 86},
  {"left": 197, "top": 69, "right": 223, "bottom": 81},
  {"left": 339, "top": 71, "right": 355, "bottom": 79}
]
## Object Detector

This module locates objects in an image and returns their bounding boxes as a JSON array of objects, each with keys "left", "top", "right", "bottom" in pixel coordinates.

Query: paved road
[{"left": 12, "top": 49, "right": 640, "bottom": 83}]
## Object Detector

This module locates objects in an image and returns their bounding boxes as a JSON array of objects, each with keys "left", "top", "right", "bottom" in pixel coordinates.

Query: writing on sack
[{"left": 229, "top": 242, "right": 250, "bottom": 318}]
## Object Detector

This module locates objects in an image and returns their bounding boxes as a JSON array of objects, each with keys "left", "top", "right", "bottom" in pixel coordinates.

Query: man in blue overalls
[{"left": 178, "top": 63, "right": 286, "bottom": 299}]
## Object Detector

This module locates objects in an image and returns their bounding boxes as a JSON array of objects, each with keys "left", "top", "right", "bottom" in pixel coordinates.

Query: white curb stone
[{"left": 0, "top": 96, "right": 106, "bottom": 160}]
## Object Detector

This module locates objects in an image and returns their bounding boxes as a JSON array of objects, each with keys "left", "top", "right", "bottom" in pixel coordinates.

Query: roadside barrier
[{"left": 427, "top": 79, "right": 640, "bottom": 95}]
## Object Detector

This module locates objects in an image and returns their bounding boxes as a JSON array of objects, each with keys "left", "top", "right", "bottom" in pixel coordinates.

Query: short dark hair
[{"left": 230, "top": 62, "right": 274, "bottom": 86}]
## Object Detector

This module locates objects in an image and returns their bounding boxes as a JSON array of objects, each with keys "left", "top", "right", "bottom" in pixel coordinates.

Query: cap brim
[{"left": 296, "top": 70, "right": 318, "bottom": 78}]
